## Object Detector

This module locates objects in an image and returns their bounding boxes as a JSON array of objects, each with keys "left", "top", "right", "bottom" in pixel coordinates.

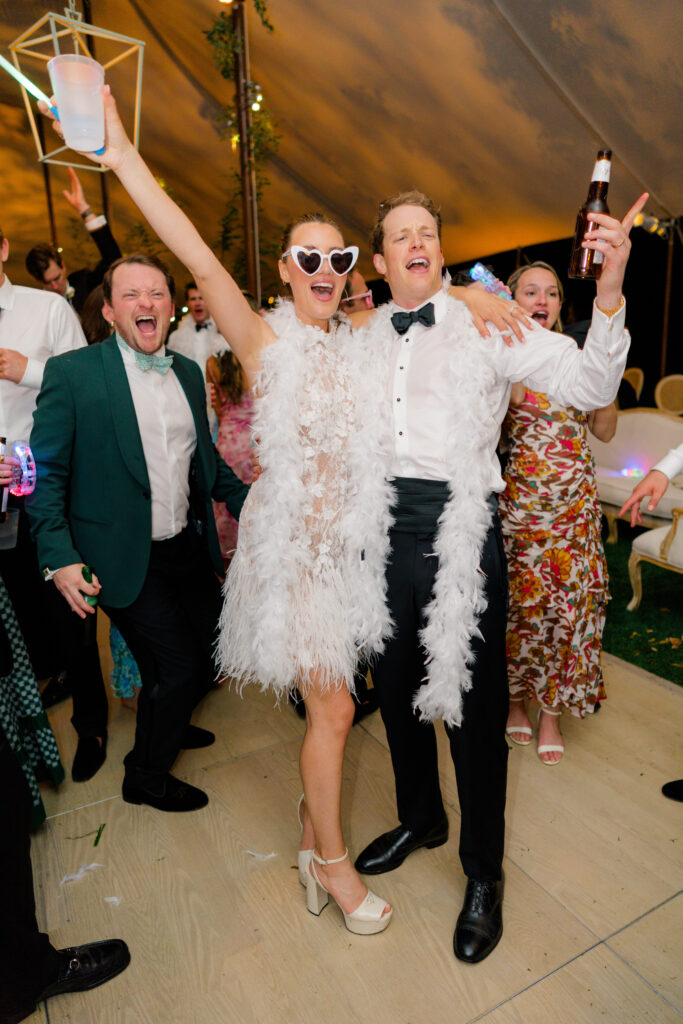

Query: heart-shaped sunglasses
[{"left": 282, "top": 244, "right": 359, "bottom": 277}]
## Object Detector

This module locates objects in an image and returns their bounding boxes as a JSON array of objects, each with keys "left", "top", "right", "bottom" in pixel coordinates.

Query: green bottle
[{"left": 81, "top": 565, "right": 98, "bottom": 607}]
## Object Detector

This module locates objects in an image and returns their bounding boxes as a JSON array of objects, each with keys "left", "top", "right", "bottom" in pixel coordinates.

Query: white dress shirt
[
  {"left": 0, "top": 276, "right": 86, "bottom": 441},
  {"left": 117, "top": 337, "right": 197, "bottom": 540},
  {"left": 383, "top": 286, "right": 629, "bottom": 491},
  {"left": 169, "top": 314, "right": 230, "bottom": 374},
  {"left": 653, "top": 443, "right": 683, "bottom": 480}
]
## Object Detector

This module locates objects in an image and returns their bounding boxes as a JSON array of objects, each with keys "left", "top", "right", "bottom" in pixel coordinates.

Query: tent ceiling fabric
[{"left": 1, "top": 0, "right": 680, "bottom": 287}]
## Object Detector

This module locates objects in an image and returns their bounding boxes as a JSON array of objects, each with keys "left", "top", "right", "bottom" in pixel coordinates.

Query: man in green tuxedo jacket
[{"left": 27, "top": 255, "right": 249, "bottom": 812}]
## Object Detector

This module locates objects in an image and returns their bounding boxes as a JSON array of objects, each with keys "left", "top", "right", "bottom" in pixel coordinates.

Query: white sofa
[{"left": 587, "top": 409, "right": 683, "bottom": 541}]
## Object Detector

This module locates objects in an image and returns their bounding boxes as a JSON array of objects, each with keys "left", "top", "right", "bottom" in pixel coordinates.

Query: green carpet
[{"left": 602, "top": 520, "right": 683, "bottom": 686}]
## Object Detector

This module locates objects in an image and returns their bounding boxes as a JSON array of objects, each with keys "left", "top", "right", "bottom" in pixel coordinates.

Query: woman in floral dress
[
  {"left": 208, "top": 350, "right": 254, "bottom": 565},
  {"left": 500, "top": 262, "right": 616, "bottom": 764}
]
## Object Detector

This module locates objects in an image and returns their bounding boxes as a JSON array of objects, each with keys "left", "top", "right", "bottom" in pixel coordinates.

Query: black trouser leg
[
  {"left": 103, "top": 529, "right": 222, "bottom": 793},
  {"left": 445, "top": 517, "right": 509, "bottom": 881},
  {"left": 0, "top": 734, "right": 61, "bottom": 1022},
  {"left": 0, "top": 498, "right": 108, "bottom": 739},
  {"left": 371, "top": 531, "right": 446, "bottom": 833}
]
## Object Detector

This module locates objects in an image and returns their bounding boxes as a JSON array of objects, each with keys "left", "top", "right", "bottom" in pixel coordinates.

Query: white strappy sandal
[
  {"left": 297, "top": 794, "right": 314, "bottom": 887},
  {"left": 537, "top": 707, "right": 564, "bottom": 765},
  {"left": 306, "top": 849, "right": 393, "bottom": 935},
  {"left": 506, "top": 700, "right": 533, "bottom": 746}
]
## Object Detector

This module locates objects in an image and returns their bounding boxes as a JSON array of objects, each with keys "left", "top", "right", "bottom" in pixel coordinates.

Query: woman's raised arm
[{"left": 42, "top": 87, "right": 272, "bottom": 376}]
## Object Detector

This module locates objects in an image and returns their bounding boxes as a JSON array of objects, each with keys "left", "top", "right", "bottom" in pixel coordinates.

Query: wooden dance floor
[{"left": 26, "top": 630, "right": 682, "bottom": 1023}]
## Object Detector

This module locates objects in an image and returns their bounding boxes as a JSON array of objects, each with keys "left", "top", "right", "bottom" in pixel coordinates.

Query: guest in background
[
  {"left": 619, "top": 441, "right": 683, "bottom": 803},
  {"left": 208, "top": 349, "right": 254, "bottom": 566},
  {"left": 25, "top": 168, "right": 121, "bottom": 316},
  {"left": 501, "top": 262, "right": 616, "bottom": 764},
  {"left": 0, "top": 224, "right": 109, "bottom": 782},
  {"left": 169, "top": 281, "right": 230, "bottom": 371}
]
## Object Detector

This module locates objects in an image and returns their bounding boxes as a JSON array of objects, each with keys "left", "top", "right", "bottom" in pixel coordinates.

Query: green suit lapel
[{"left": 100, "top": 335, "right": 150, "bottom": 492}]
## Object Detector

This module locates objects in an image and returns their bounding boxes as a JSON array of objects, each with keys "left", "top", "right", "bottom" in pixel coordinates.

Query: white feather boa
[
  {"left": 367, "top": 288, "right": 501, "bottom": 727},
  {"left": 216, "top": 301, "right": 394, "bottom": 696}
]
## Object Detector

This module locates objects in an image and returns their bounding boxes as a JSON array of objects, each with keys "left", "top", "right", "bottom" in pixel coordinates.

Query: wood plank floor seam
[
  {"left": 602, "top": 942, "right": 683, "bottom": 1017},
  {"left": 464, "top": 937, "right": 607, "bottom": 1022}
]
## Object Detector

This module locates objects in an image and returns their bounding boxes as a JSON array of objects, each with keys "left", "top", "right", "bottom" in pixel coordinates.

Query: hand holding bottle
[{"left": 587, "top": 192, "right": 649, "bottom": 312}]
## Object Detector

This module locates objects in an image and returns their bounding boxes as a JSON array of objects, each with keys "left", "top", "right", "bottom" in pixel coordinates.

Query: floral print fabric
[
  {"left": 214, "top": 390, "right": 254, "bottom": 557},
  {"left": 499, "top": 389, "right": 608, "bottom": 717}
]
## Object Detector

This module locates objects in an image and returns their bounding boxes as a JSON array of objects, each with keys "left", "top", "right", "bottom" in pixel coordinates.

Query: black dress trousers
[
  {"left": 371, "top": 506, "right": 509, "bottom": 881},
  {"left": 102, "top": 526, "right": 222, "bottom": 792},
  {"left": 0, "top": 729, "right": 62, "bottom": 1023}
]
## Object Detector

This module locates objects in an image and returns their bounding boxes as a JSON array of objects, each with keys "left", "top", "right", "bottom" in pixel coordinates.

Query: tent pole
[
  {"left": 233, "top": 0, "right": 261, "bottom": 305},
  {"left": 660, "top": 229, "right": 673, "bottom": 378}
]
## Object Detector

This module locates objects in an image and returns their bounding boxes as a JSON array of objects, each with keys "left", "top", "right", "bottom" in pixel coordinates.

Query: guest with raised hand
[
  {"left": 618, "top": 444, "right": 683, "bottom": 526},
  {"left": 44, "top": 85, "right": 398, "bottom": 935},
  {"left": 500, "top": 262, "right": 617, "bottom": 764},
  {"left": 619, "top": 442, "right": 683, "bottom": 803}
]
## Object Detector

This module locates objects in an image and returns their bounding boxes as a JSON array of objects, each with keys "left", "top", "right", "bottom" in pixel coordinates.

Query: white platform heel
[
  {"left": 306, "top": 848, "right": 393, "bottom": 935},
  {"left": 297, "top": 794, "right": 313, "bottom": 887}
]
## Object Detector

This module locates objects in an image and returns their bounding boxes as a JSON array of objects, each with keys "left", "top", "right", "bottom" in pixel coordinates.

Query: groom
[
  {"left": 355, "top": 189, "right": 639, "bottom": 962},
  {"left": 27, "top": 254, "right": 249, "bottom": 812}
]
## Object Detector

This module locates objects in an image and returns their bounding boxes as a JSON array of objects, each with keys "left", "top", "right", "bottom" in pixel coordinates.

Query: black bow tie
[
  {"left": 195, "top": 322, "right": 209, "bottom": 332},
  {"left": 390, "top": 302, "right": 435, "bottom": 335}
]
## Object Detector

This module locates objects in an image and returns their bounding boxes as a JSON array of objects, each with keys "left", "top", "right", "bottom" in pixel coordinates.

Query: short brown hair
[
  {"left": 507, "top": 261, "right": 564, "bottom": 333},
  {"left": 370, "top": 190, "right": 442, "bottom": 255},
  {"left": 26, "top": 243, "right": 63, "bottom": 281},
  {"left": 103, "top": 254, "right": 175, "bottom": 304}
]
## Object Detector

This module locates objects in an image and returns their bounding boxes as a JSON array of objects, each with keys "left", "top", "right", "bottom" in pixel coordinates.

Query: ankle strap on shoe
[
  {"left": 539, "top": 707, "right": 562, "bottom": 717},
  {"left": 313, "top": 847, "right": 349, "bottom": 866}
]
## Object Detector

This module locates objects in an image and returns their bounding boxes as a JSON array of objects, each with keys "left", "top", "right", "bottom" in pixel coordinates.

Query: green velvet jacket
[{"left": 26, "top": 334, "right": 249, "bottom": 607}]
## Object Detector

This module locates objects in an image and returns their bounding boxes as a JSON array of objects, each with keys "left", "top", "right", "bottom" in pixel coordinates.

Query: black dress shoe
[
  {"left": 662, "top": 779, "right": 683, "bottom": 801},
  {"left": 181, "top": 724, "right": 215, "bottom": 749},
  {"left": 453, "top": 877, "right": 504, "bottom": 963},
  {"left": 355, "top": 817, "right": 449, "bottom": 875},
  {"left": 71, "top": 735, "right": 107, "bottom": 782},
  {"left": 122, "top": 774, "right": 208, "bottom": 812},
  {"left": 36, "top": 939, "right": 130, "bottom": 1003},
  {"left": 41, "top": 672, "right": 73, "bottom": 709}
]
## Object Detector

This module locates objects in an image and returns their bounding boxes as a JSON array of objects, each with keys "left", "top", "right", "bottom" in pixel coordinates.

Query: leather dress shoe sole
[
  {"left": 453, "top": 878, "right": 504, "bottom": 964},
  {"left": 122, "top": 775, "right": 208, "bottom": 812},
  {"left": 355, "top": 818, "right": 449, "bottom": 875},
  {"left": 71, "top": 736, "right": 107, "bottom": 783},
  {"left": 37, "top": 939, "right": 131, "bottom": 1002},
  {"left": 181, "top": 724, "right": 215, "bottom": 749}
]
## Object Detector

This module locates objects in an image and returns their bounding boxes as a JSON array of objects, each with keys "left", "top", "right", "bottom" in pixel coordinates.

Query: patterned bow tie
[
  {"left": 195, "top": 321, "right": 209, "bottom": 332},
  {"left": 390, "top": 302, "right": 435, "bottom": 335},
  {"left": 134, "top": 350, "right": 174, "bottom": 375}
]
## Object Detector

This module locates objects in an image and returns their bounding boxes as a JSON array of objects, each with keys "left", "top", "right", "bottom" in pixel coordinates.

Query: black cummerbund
[{"left": 390, "top": 477, "right": 450, "bottom": 533}]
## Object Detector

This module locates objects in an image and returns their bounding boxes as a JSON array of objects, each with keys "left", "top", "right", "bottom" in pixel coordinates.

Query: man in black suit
[
  {"left": 25, "top": 168, "right": 121, "bottom": 315},
  {"left": 27, "top": 254, "right": 249, "bottom": 812},
  {"left": 0, "top": 723, "right": 130, "bottom": 1022}
]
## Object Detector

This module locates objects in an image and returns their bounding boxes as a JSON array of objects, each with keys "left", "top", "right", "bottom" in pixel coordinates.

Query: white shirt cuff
[
  {"left": 20, "top": 357, "right": 45, "bottom": 391},
  {"left": 653, "top": 448, "right": 683, "bottom": 480},
  {"left": 85, "top": 215, "right": 107, "bottom": 232}
]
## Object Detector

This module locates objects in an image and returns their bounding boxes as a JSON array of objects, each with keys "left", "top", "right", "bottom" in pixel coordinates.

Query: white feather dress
[{"left": 216, "top": 301, "right": 395, "bottom": 697}]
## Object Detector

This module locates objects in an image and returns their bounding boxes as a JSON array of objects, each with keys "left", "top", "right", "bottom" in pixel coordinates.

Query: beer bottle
[{"left": 568, "top": 149, "right": 612, "bottom": 279}]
